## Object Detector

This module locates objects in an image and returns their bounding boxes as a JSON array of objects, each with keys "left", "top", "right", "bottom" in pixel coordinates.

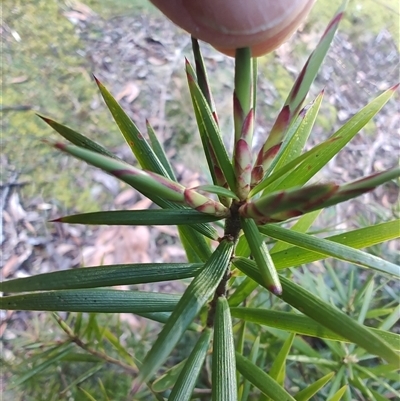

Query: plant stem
[{"left": 206, "top": 200, "right": 244, "bottom": 327}]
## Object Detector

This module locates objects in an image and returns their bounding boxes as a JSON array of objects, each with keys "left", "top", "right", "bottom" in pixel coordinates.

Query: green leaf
[
  {"left": 38, "top": 115, "right": 118, "bottom": 159},
  {"left": 233, "top": 258, "right": 400, "bottom": 365},
  {"left": 168, "top": 328, "right": 212, "bottom": 400},
  {"left": 60, "top": 365, "right": 103, "bottom": 396},
  {"left": 230, "top": 308, "right": 400, "bottom": 351},
  {"left": 260, "top": 224, "right": 399, "bottom": 277},
  {"left": 268, "top": 333, "right": 295, "bottom": 386},
  {"left": 151, "top": 359, "right": 186, "bottom": 393},
  {"left": 294, "top": 372, "right": 335, "bottom": 401},
  {"left": 94, "top": 76, "right": 218, "bottom": 247},
  {"left": 1, "top": 289, "right": 180, "bottom": 313},
  {"left": 240, "top": 336, "right": 260, "bottom": 401},
  {"left": 138, "top": 239, "right": 234, "bottom": 384},
  {"left": 270, "top": 210, "right": 321, "bottom": 253},
  {"left": 186, "top": 60, "right": 236, "bottom": 191},
  {"left": 78, "top": 387, "right": 99, "bottom": 401},
  {"left": 52, "top": 142, "right": 186, "bottom": 202},
  {"left": 284, "top": 2, "right": 346, "bottom": 118},
  {"left": 250, "top": 136, "right": 342, "bottom": 197},
  {"left": 274, "top": 84, "right": 398, "bottom": 191},
  {"left": 10, "top": 343, "right": 73, "bottom": 387},
  {"left": 327, "top": 385, "right": 348, "bottom": 401},
  {"left": 228, "top": 276, "right": 258, "bottom": 307},
  {"left": 54, "top": 209, "right": 222, "bottom": 226},
  {"left": 146, "top": 120, "right": 175, "bottom": 180},
  {"left": 95, "top": 77, "right": 169, "bottom": 176},
  {"left": 212, "top": 297, "right": 237, "bottom": 401},
  {"left": 275, "top": 92, "right": 323, "bottom": 171},
  {"left": 195, "top": 185, "right": 239, "bottom": 200},
  {"left": 240, "top": 218, "right": 282, "bottom": 295},
  {"left": 235, "top": 353, "right": 296, "bottom": 401},
  {"left": 0, "top": 262, "right": 203, "bottom": 293}
]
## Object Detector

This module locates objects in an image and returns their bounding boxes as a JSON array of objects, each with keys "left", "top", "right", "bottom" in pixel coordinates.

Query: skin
[{"left": 150, "top": 0, "right": 316, "bottom": 56}]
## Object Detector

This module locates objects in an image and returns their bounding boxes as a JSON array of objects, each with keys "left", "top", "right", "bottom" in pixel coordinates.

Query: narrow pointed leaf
[
  {"left": 260, "top": 224, "right": 399, "bottom": 277},
  {"left": 233, "top": 258, "right": 400, "bottom": 365},
  {"left": 250, "top": 136, "right": 341, "bottom": 197},
  {"left": 212, "top": 297, "right": 237, "bottom": 401},
  {"left": 242, "top": 184, "right": 338, "bottom": 224},
  {"left": 264, "top": 220, "right": 400, "bottom": 270},
  {"left": 53, "top": 209, "right": 222, "bottom": 226},
  {"left": 294, "top": 372, "right": 335, "bottom": 401},
  {"left": 137, "top": 312, "right": 201, "bottom": 332},
  {"left": 186, "top": 60, "right": 236, "bottom": 190},
  {"left": 94, "top": 76, "right": 169, "bottom": 176},
  {"left": 317, "top": 167, "right": 400, "bottom": 209},
  {"left": 146, "top": 120, "right": 175, "bottom": 180},
  {"left": 10, "top": 343, "right": 74, "bottom": 388},
  {"left": 1, "top": 289, "right": 180, "bottom": 313},
  {"left": 38, "top": 115, "right": 117, "bottom": 159},
  {"left": 253, "top": 92, "right": 323, "bottom": 189},
  {"left": 273, "top": 84, "right": 398, "bottom": 191},
  {"left": 94, "top": 77, "right": 218, "bottom": 245},
  {"left": 169, "top": 328, "right": 212, "bottom": 400},
  {"left": 230, "top": 308, "right": 400, "bottom": 351},
  {"left": 52, "top": 142, "right": 185, "bottom": 202},
  {"left": 268, "top": 333, "right": 295, "bottom": 385},
  {"left": 138, "top": 239, "right": 234, "bottom": 384},
  {"left": 327, "top": 385, "right": 348, "bottom": 401},
  {"left": 284, "top": 2, "right": 346, "bottom": 118},
  {"left": 270, "top": 210, "right": 321, "bottom": 253},
  {"left": 240, "top": 336, "right": 260, "bottom": 401},
  {"left": 191, "top": 37, "right": 219, "bottom": 125},
  {"left": 195, "top": 185, "right": 239, "bottom": 200},
  {"left": 151, "top": 359, "right": 187, "bottom": 393},
  {"left": 274, "top": 91, "right": 324, "bottom": 171},
  {"left": 0, "top": 262, "right": 203, "bottom": 293},
  {"left": 240, "top": 218, "right": 282, "bottom": 295},
  {"left": 228, "top": 276, "right": 258, "bottom": 307},
  {"left": 235, "top": 353, "right": 296, "bottom": 401}
]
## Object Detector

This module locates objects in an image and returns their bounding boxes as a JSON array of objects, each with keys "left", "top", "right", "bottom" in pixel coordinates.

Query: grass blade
[
  {"left": 169, "top": 328, "right": 212, "bottom": 401},
  {"left": 235, "top": 353, "right": 296, "bottom": 401},
  {"left": 0, "top": 262, "right": 203, "bottom": 293},
  {"left": 212, "top": 297, "right": 237, "bottom": 401},
  {"left": 1, "top": 289, "right": 180, "bottom": 313},
  {"left": 138, "top": 239, "right": 234, "bottom": 384}
]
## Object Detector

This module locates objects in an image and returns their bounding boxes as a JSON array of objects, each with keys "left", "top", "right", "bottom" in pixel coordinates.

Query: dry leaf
[{"left": 115, "top": 82, "right": 140, "bottom": 103}]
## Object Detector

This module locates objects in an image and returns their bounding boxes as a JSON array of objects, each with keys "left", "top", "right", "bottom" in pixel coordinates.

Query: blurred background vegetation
[{"left": 1, "top": 0, "right": 399, "bottom": 400}]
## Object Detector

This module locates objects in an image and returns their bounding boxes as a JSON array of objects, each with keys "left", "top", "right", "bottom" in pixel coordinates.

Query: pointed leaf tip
[{"left": 92, "top": 74, "right": 101, "bottom": 85}]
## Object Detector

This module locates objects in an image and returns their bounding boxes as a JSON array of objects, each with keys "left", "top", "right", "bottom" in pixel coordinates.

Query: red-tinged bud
[
  {"left": 184, "top": 189, "right": 230, "bottom": 217},
  {"left": 151, "top": 0, "right": 315, "bottom": 57}
]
